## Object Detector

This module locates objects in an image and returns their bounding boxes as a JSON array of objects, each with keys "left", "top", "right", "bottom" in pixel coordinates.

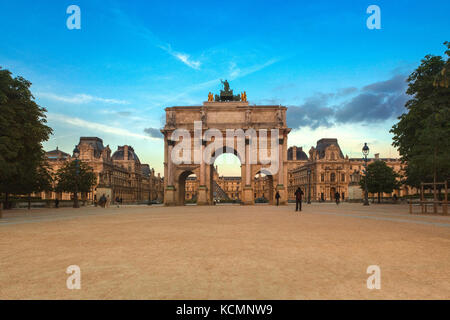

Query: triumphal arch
[{"left": 161, "top": 80, "right": 290, "bottom": 206}]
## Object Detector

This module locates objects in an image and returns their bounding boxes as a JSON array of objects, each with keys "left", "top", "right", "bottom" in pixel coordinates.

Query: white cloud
[
  {"left": 47, "top": 113, "right": 160, "bottom": 141},
  {"left": 38, "top": 92, "right": 129, "bottom": 105},
  {"left": 159, "top": 44, "right": 201, "bottom": 70},
  {"left": 228, "top": 59, "right": 279, "bottom": 80}
]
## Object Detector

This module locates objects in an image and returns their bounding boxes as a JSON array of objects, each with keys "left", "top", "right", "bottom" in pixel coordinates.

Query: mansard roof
[
  {"left": 79, "top": 137, "right": 105, "bottom": 158},
  {"left": 141, "top": 164, "right": 151, "bottom": 177},
  {"left": 112, "top": 145, "right": 141, "bottom": 163},
  {"left": 46, "top": 147, "right": 70, "bottom": 160},
  {"left": 287, "top": 146, "right": 309, "bottom": 160},
  {"left": 316, "top": 138, "right": 344, "bottom": 159}
]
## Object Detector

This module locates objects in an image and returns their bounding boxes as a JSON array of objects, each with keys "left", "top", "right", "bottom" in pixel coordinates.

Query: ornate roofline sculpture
[{"left": 208, "top": 79, "right": 243, "bottom": 102}]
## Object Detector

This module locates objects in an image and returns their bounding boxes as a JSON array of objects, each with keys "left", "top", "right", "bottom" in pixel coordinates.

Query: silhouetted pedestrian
[
  {"left": 335, "top": 192, "right": 340, "bottom": 205},
  {"left": 295, "top": 187, "right": 304, "bottom": 212},
  {"left": 275, "top": 191, "right": 281, "bottom": 206},
  {"left": 100, "top": 194, "right": 106, "bottom": 208},
  {"left": 55, "top": 198, "right": 59, "bottom": 208}
]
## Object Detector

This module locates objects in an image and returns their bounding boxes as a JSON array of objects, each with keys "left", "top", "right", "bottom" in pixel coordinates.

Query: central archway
[{"left": 211, "top": 152, "right": 242, "bottom": 204}]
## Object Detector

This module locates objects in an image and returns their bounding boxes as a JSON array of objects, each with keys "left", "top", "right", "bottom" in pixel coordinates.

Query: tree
[
  {"left": 360, "top": 161, "right": 400, "bottom": 203},
  {"left": 434, "top": 41, "right": 450, "bottom": 88},
  {"left": 391, "top": 42, "right": 450, "bottom": 189},
  {"left": 55, "top": 160, "right": 96, "bottom": 203},
  {"left": 0, "top": 67, "right": 53, "bottom": 208},
  {"left": 20, "top": 160, "right": 53, "bottom": 210}
]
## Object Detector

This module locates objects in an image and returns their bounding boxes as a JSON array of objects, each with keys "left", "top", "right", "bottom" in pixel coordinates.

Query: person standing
[
  {"left": 106, "top": 195, "right": 110, "bottom": 208},
  {"left": 100, "top": 194, "right": 106, "bottom": 208},
  {"left": 335, "top": 192, "right": 340, "bottom": 205},
  {"left": 275, "top": 191, "right": 281, "bottom": 206},
  {"left": 55, "top": 198, "right": 59, "bottom": 208},
  {"left": 116, "top": 196, "right": 120, "bottom": 208},
  {"left": 295, "top": 187, "right": 304, "bottom": 212}
]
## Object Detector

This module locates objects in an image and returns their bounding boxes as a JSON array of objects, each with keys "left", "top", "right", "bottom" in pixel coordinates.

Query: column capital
[{"left": 167, "top": 140, "right": 176, "bottom": 147}]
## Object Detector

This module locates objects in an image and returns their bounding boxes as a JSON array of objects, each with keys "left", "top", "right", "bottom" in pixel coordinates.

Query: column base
[
  {"left": 164, "top": 186, "right": 177, "bottom": 206},
  {"left": 241, "top": 185, "right": 254, "bottom": 205},
  {"left": 197, "top": 186, "right": 208, "bottom": 205}
]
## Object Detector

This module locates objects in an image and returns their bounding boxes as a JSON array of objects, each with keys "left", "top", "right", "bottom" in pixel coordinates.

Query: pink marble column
[
  {"left": 200, "top": 141, "right": 205, "bottom": 186},
  {"left": 168, "top": 141, "right": 174, "bottom": 186},
  {"left": 278, "top": 137, "right": 284, "bottom": 185},
  {"left": 245, "top": 139, "right": 251, "bottom": 185}
]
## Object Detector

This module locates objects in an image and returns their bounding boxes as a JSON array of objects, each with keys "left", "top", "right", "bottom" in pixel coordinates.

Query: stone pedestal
[
  {"left": 276, "top": 184, "right": 287, "bottom": 205},
  {"left": 242, "top": 186, "right": 254, "bottom": 205},
  {"left": 197, "top": 186, "right": 208, "bottom": 205},
  {"left": 164, "top": 186, "right": 177, "bottom": 206}
]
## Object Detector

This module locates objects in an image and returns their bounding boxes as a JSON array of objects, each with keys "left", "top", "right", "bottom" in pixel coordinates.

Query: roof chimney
[{"left": 123, "top": 145, "right": 129, "bottom": 160}]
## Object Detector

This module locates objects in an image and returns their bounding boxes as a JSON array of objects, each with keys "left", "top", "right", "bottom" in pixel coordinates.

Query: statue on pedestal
[
  {"left": 276, "top": 108, "right": 283, "bottom": 127},
  {"left": 216, "top": 79, "right": 241, "bottom": 102},
  {"left": 201, "top": 108, "right": 207, "bottom": 125},
  {"left": 241, "top": 91, "right": 247, "bottom": 102},
  {"left": 245, "top": 109, "right": 252, "bottom": 126},
  {"left": 167, "top": 111, "right": 176, "bottom": 128}
]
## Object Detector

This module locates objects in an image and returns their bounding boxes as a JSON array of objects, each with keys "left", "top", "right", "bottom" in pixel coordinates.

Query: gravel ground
[{"left": 1, "top": 203, "right": 449, "bottom": 300}]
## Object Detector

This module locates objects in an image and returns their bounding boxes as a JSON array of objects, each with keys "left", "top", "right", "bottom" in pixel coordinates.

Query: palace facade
[
  {"left": 287, "top": 138, "right": 415, "bottom": 202},
  {"left": 39, "top": 137, "right": 164, "bottom": 203},
  {"left": 183, "top": 138, "right": 414, "bottom": 204}
]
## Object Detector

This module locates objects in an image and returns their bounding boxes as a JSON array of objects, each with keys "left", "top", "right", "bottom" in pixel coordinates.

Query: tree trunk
[
  {"left": 5, "top": 192, "right": 9, "bottom": 210},
  {"left": 28, "top": 193, "right": 31, "bottom": 210},
  {"left": 433, "top": 147, "right": 437, "bottom": 214}
]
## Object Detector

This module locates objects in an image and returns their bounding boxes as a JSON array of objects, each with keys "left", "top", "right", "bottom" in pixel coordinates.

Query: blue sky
[{"left": 1, "top": 0, "right": 449, "bottom": 175}]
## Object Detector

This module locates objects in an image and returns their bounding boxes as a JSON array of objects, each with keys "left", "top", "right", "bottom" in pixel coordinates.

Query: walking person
[
  {"left": 295, "top": 187, "right": 304, "bottom": 212},
  {"left": 275, "top": 191, "right": 281, "bottom": 206},
  {"left": 335, "top": 192, "right": 340, "bottom": 205},
  {"left": 100, "top": 194, "right": 106, "bottom": 208},
  {"left": 116, "top": 196, "right": 120, "bottom": 208},
  {"left": 55, "top": 198, "right": 59, "bottom": 208}
]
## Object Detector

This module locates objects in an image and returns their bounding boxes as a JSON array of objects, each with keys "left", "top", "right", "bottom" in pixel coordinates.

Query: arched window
[{"left": 330, "top": 173, "right": 336, "bottom": 182}]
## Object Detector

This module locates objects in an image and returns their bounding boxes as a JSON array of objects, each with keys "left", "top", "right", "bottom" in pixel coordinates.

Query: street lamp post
[
  {"left": 307, "top": 168, "right": 311, "bottom": 204},
  {"left": 73, "top": 145, "right": 80, "bottom": 208},
  {"left": 362, "top": 143, "right": 370, "bottom": 206}
]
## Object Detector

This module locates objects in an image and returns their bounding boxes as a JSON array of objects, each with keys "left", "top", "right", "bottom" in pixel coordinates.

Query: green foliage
[
  {"left": 0, "top": 67, "right": 53, "bottom": 198},
  {"left": 434, "top": 41, "right": 450, "bottom": 88},
  {"left": 391, "top": 42, "right": 450, "bottom": 186},
  {"left": 360, "top": 160, "right": 400, "bottom": 202},
  {"left": 20, "top": 160, "right": 53, "bottom": 195},
  {"left": 55, "top": 160, "right": 96, "bottom": 194}
]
